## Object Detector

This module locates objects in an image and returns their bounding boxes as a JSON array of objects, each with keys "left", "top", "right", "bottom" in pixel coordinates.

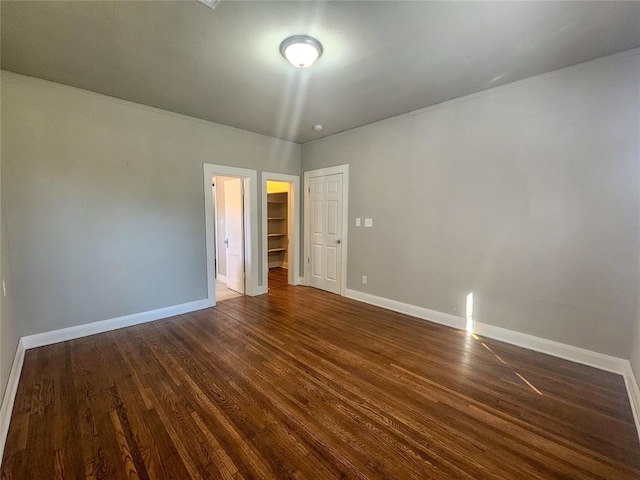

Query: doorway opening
[
  {"left": 203, "top": 164, "right": 259, "bottom": 307},
  {"left": 213, "top": 176, "right": 245, "bottom": 302},
  {"left": 261, "top": 172, "right": 301, "bottom": 292}
]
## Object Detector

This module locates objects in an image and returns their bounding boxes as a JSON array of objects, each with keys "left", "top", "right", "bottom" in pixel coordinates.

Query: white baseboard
[
  {"left": 21, "top": 299, "right": 210, "bottom": 349},
  {"left": 345, "top": 288, "right": 640, "bottom": 441},
  {"left": 0, "top": 339, "right": 25, "bottom": 460},
  {"left": 216, "top": 274, "right": 227, "bottom": 283},
  {"left": 296, "top": 277, "right": 305, "bottom": 286},
  {"left": 623, "top": 363, "right": 640, "bottom": 442},
  {"left": 3, "top": 289, "right": 639, "bottom": 456},
  {"left": 254, "top": 286, "right": 269, "bottom": 296},
  {"left": 472, "top": 321, "right": 628, "bottom": 374},
  {"left": 345, "top": 288, "right": 626, "bottom": 373},
  {"left": 0, "top": 299, "right": 211, "bottom": 462},
  {"left": 345, "top": 289, "right": 465, "bottom": 331}
]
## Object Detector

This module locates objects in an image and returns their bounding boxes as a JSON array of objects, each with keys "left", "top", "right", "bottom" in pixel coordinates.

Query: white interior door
[
  {"left": 224, "top": 178, "right": 245, "bottom": 294},
  {"left": 309, "top": 173, "right": 343, "bottom": 294}
]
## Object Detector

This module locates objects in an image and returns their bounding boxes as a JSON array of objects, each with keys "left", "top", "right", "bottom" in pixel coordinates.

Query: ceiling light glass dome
[{"left": 280, "top": 35, "right": 323, "bottom": 69}]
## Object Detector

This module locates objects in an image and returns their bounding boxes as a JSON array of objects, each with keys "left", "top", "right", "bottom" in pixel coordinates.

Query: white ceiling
[{"left": 2, "top": 1, "right": 639, "bottom": 144}]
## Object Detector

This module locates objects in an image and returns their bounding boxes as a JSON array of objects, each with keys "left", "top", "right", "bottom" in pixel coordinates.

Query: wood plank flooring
[{"left": 2, "top": 268, "right": 639, "bottom": 479}]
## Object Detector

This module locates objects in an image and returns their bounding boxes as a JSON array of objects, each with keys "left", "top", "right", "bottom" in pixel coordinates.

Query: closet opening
[
  {"left": 262, "top": 173, "right": 300, "bottom": 292},
  {"left": 266, "top": 181, "right": 289, "bottom": 289}
]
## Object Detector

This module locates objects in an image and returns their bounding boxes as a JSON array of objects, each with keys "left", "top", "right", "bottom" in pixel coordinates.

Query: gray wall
[
  {"left": 1, "top": 72, "right": 300, "bottom": 338},
  {"left": 631, "top": 202, "right": 640, "bottom": 385},
  {"left": 632, "top": 309, "right": 640, "bottom": 387},
  {"left": 302, "top": 50, "right": 640, "bottom": 358},
  {"left": 0, "top": 121, "right": 19, "bottom": 400}
]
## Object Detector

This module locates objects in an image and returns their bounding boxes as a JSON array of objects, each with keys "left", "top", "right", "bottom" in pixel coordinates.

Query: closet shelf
[{"left": 267, "top": 191, "right": 288, "bottom": 268}]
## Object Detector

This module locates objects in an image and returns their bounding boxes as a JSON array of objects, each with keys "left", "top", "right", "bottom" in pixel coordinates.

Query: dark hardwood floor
[{"left": 2, "top": 268, "right": 639, "bottom": 479}]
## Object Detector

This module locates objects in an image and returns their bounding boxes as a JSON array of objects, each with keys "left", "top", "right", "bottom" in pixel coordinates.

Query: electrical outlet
[
  {"left": 364, "top": 218, "right": 373, "bottom": 227},
  {"left": 361, "top": 275, "right": 368, "bottom": 285}
]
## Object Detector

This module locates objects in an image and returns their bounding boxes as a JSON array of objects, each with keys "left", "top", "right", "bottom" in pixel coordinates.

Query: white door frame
[
  {"left": 303, "top": 164, "right": 349, "bottom": 296},
  {"left": 203, "top": 164, "right": 259, "bottom": 306},
  {"left": 261, "top": 172, "right": 301, "bottom": 288}
]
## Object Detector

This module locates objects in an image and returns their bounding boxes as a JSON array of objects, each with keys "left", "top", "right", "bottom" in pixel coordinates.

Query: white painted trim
[
  {"left": 204, "top": 164, "right": 259, "bottom": 305},
  {"left": 21, "top": 299, "right": 209, "bottom": 350},
  {"left": 345, "top": 288, "right": 629, "bottom": 373},
  {"left": 472, "top": 321, "right": 628, "bottom": 375},
  {"left": 0, "top": 298, "right": 208, "bottom": 460},
  {"left": 0, "top": 339, "right": 25, "bottom": 460},
  {"left": 297, "top": 276, "right": 306, "bottom": 286},
  {"left": 345, "top": 289, "right": 465, "bottom": 331},
  {"left": 261, "top": 172, "right": 301, "bottom": 288},
  {"left": 216, "top": 273, "right": 227, "bottom": 284},
  {"left": 254, "top": 285, "right": 269, "bottom": 296},
  {"left": 1, "top": 288, "right": 638, "bottom": 464},
  {"left": 623, "top": 363, "right": 640, "bottom": 442},
  {"left": 303, "top": 165, "right": 349, "bottom": 296},
  {"left": 345, "top": 288, "right": 640, "bottom": 441}
]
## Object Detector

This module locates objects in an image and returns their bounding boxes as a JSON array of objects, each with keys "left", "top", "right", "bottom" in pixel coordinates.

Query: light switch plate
[
  {"left": 355, "top": 217, "right": 361, "bottom": 227},
  {"left": 362, "top": 275, "right": 368, "bottom": 285},
  {"left": 364, "top": 218, "right": 373, "bottom": 227}
]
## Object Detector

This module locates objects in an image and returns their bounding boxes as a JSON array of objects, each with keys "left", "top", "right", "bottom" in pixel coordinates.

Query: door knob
[
  {"left": 336, "top": 239, "right": 341, "bottom": 244},
  {"left": 224, "top": 238, "right": 229, "bottom": 247}
]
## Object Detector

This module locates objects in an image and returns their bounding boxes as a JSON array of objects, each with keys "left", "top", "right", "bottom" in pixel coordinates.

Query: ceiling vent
[{"left": 198, "top": 0, "right": 222, "bottom": 10}]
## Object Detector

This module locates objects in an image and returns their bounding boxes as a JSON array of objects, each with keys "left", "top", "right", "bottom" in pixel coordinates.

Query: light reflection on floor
[
  {"left": 464, "top": 292, "right": 542, "bottom": 395},
  {"left": 478, "top": 336, "right": 543, "bottom": 396}
]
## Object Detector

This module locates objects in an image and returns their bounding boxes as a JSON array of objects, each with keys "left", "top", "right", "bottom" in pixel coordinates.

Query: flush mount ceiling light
[{"left": 279, "top": 35, "right": 323, "bottom": 69}]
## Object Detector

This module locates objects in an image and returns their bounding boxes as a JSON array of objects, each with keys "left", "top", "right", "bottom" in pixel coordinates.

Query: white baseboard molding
[
  {"left": 0, "top": 299, "right": 211, "bottom": 461},
  {"left": 3, "top": 289, "right": 640, "bottom": 454},
  {"left": 345, "top": 289, "right": 466, "bottom": 331},
  {"left": 21, "top": 299, "right": 210, "bottom": 350},
  {"left": 0, "top": 339, "right": 25, "bottom": 461},
  {"left": 254, "top": 286, "right": 269, "bottom": 296},
  {"left": 217, "top": 274, "right": 227, "bottom": 283},
  {"left": 472, "top": 321, "right": 628, "bottom": 375},
  {"left": 623, "top": 363, "right": 640, "bottom": 442},
  {"left": 345, "top": 288, "right": 626, "bottom": 373},
  {"left": 296, "top": 277, "right": 305, "bottom": 286},
  {"left": 345, "top": 288, "right": 640, "bottom": 441}
]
